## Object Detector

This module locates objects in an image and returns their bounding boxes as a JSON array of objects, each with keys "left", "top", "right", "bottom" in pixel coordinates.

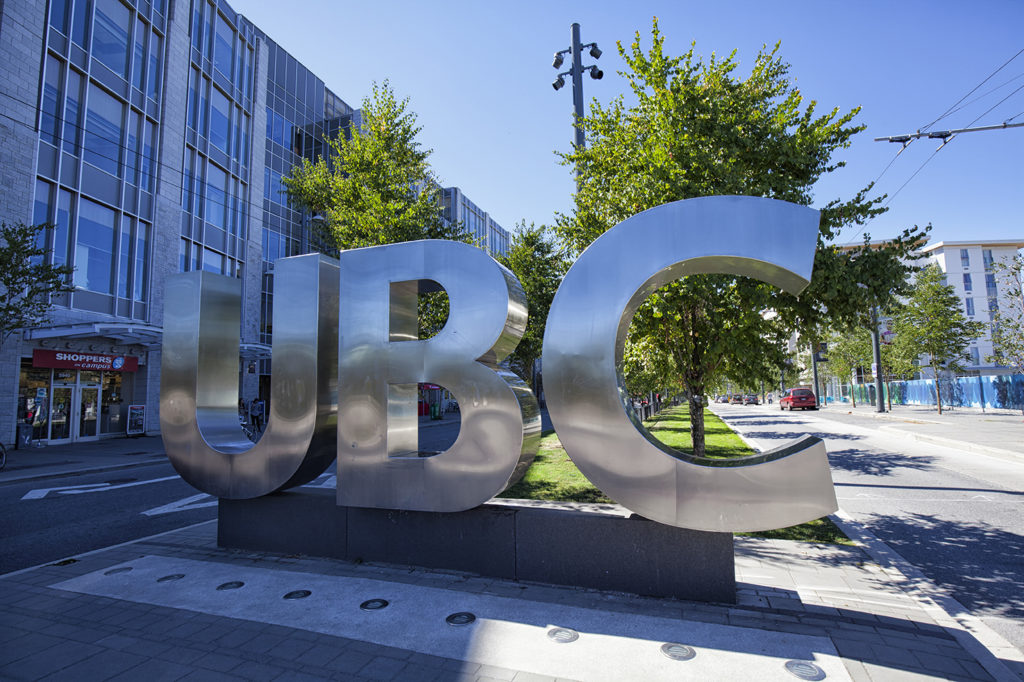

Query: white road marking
[
  {"left": 142, "top": 493, "right": 217, "bottom": 516},
  {"left": 22, "top": 475, "right": 181, "bottom": 500}
]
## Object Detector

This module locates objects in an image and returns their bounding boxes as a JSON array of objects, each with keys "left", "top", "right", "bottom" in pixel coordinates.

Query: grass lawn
[{"left": 499, "top": 404, "right": 852, "bottom": 545}]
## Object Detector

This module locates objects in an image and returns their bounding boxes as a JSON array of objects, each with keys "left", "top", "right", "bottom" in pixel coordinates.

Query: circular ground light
[
  {"left": 156, "top": 574, "right": 185, "bottom": 583},
  {"left": 216, "top": 581, "right": 245, "bottom": 591},
  {"left": 785, "top": 660, "right": 826, "bottom": 681},
  {"left": 360, "top": 599, "right": 389, "bottom": 611},
  {"left": 445, "top": 612, "right": 476, "bottom": 626},
  {"left": 283, "top": 590, "right": 312, "bottom": 600},
  {"left": 660, "top": 643, "right": 696, "bottom": 661},
  {"left": 104, "top": 567, "right": 133, "bottom": 576},
  {"left": 547, "top": 628, "right": 580, "bottom": 643}
]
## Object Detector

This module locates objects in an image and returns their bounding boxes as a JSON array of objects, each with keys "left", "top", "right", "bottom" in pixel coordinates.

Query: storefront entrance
[
  {"left": 19, "top": 351, "right": 137, "bottom": 444},
  {"left": 45, "top": 377, "right": 101, "bottom": 443}
]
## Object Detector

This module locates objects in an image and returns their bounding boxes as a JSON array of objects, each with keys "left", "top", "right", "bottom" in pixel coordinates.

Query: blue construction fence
[{"left": 846, "top": 374, "right": 1024, "bottom": 410}]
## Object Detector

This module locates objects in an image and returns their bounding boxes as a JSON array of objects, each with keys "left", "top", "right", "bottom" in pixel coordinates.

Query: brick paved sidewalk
[{"left": 3, "top": 520, "right": 1019, "bottom": 681}]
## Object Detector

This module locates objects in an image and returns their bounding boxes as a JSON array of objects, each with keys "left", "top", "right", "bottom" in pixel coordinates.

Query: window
[
  {"left": 92, "top": 0, "right": 130, "bottom": 78},
  {"left": 62, "top": 68, "right": 83, "bottom": 154},
  {"left": 209, "top": 88, "right": 230, "bottom": 153},
  {"left": 965, "top": 298, "right": 974, "bottom": 316},
  {"left": 84, "top": 83, "right": 123, "bottom": 176},
  {"left": 963, "top": 273, "right": 972, "bottom": 292},
  {"left": 132, "top": 16, "right": 146, "bottom": 91},
  {"left": 126, "top": 110, "right": 140, "bottom": 184},
  {"left": 72, "top": 0, "right": 91, "bottom": 47},
  {"left": 960, "top": 248, "right": 970, "bottom": 268},
  {"left": 134, "top": 221, "right": 148, "bottom": 300},
  {"left": 55, "top": 189, "right": 73, "bottom": 267},
  {"left": 75, "top": 198, "right": 116, "bottom": 294},
  {"left": 147, "top": 30, "right": 162, "bottom": 101},
  {"left": 983, "top": 249, "right": 994, "bottom": 271},
  {"left": 50, "top": 0, "right": 71, "bottom": 33},
  {"left": 214, "top": 14, "right": 234, "bottom": 79},
  {"left": 118, "top": 214, "right": 131, "bottom": 297},
  {"left": 970, "top": 347, "right": 980, "bottom": 365},
  {"left": 989, "top": 297, "right": 999, "bottom": 314},
  {"left": 41, "top": 55, "right": 63, "bottom": 146},
  {"left": 34, "top": 181, "right": 53, "bottom": 252},
  {"left": 985, "top": 273, "right": 997, "bottom": 296},
  {"left": 203, "top": 247, "right": 225, "bottom": 274},
  {"left": 205, "top": 163, "right": 228, "bottom": 229},
  {"left": 141, "top": 120, "right": 155, "bottom": 191}
]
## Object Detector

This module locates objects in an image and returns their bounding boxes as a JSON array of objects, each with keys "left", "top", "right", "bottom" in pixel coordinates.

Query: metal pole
[
  {"left": 570, "top": 23, "right": 585, "bottom": 151},
  {"left": 811, "top": 350, "right": 821, "bottom": 408},
  {"left": 870, "top": 308, "right": 885, "bottom": 412}
]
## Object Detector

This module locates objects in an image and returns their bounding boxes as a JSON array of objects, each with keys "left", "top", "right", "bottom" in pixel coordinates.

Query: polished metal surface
[
  {"left": 337, "top": 240, "right": 540, "bottom": 512},
  {"left": 160, "top": 254, "right": 339, "bottom": 499},
  {"left": 542, "top": 196, "right": 838, "bottom": 532}
]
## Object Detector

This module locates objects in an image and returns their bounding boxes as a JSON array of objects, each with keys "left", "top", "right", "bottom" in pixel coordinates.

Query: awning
[{"left": 24, "top": 324, "right": 272, "bottom": 360}]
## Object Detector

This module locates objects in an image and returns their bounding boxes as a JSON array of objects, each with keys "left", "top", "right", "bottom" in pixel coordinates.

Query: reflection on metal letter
[
  {"left": 337, "top": 240, "right": 540, "bottom": 512},
  {"left": 543, "top": 196, "right": 838, "bottom": 532},
  {"left": 160, "top": 254, "right": 339, "bottom": 498}
]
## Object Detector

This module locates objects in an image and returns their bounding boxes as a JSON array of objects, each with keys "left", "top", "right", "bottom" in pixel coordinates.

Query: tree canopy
[
  {"left": 987, "top": 254, "right": 1024, "bottom": 374},
  {"left": 497, "top": 223, "right": 568, "bottom": 384},
  {"left": 553, "top": 19, "right": 925, "bottom": 455},
  {"left": 284, "top": 81, "right": 467, "bottom": 250},
  {"left": 0, "top": 221, "right": 75, "bottom": 346}
]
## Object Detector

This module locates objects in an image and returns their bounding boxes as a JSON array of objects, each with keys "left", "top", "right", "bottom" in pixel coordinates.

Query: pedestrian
[{"left": 249, "top": 397, "right": 265, "bottom": 434}]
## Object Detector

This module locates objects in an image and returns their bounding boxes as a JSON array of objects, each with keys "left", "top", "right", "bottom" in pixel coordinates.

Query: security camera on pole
[{"left": 551, "top": 23, "right": 602, "bottom": 159}]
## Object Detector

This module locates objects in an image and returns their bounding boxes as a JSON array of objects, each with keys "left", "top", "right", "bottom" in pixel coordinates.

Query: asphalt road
[{"left": 712, "top": 402, "right": 1024, "bottom": 653}]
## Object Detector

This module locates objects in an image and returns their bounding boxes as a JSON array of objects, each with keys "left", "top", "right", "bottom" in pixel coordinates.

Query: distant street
[{"left": 713, "top": 403, "right": 1024, "bottom": 653}]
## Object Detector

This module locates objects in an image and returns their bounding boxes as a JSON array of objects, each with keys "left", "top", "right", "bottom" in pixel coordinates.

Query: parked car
[
  {"left": 729, "top": 394, "right": 744, "bottom": 404},
  {"left": 780, "top": 387, "right": 817, "bottom": 411},
  {"left": 715, "top": 395, "right": 730, "bottom": 404},
  {"left": 742, "top": 394, "right": 759, "bottom": 405}
]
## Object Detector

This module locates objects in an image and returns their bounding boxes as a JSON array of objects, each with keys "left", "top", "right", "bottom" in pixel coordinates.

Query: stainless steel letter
[
  {"left": 161, "top": 254, "right": 338, "bottom": 498},
  {"left": 543, "top": 196, "right": 838, "bottom": 532},
  {"left": 337, "top": 240, "right": 540, "bottom": 512}
]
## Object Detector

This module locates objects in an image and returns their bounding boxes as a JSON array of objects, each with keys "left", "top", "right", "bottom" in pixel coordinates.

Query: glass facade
[
  {"left": 179, "top": 0, "right": 255, "bottom": 279},
  {"left": 256, "top": 35, "right": 353, "bottom": 359},
  {"left": 33, "top": 0, "right": 163, "bottom": 317}
]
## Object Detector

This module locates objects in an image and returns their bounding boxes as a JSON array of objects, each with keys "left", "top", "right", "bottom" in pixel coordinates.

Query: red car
[{"left": 780, "top": 387, "right": 817, "bottom": 411}]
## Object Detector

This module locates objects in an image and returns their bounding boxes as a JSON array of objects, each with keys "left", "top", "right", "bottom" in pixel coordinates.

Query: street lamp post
[{"left": 551, "top": 23, "right": 602, "bottom": 157}]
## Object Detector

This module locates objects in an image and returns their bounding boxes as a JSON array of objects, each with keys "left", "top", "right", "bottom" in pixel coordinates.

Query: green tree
[
  {"left": 284, "top": 81, "right": 469, "bottom": 339},
  {"left": 0, "top": 221, "right": 75, "bottom": 346},
  {"left": 284, "top": 81, "right": 467, "bottom": 250},
  {"left": 987, "top": 254, "right": 1024, "bottom": 374},
  {"left": 893, "top": 264, "right": 985, "bottom": 413},
  {"left": 825, "top": 328, "right": 872, "bottom": 407},
  {"left": 554, "top": 20, "right": 926, "bottom": 455},
  {"left": 497, "top": 223, "right": 568, "bottom": 384}
]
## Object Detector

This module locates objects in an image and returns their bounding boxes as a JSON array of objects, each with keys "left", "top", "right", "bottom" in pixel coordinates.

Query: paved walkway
[{"left": 2, "top": 406, "right": 1023, "bottom": 680}]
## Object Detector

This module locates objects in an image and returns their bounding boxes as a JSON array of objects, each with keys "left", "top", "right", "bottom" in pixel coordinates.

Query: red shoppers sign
[{"left": 33, "top": 349, "right": 139, "bottom": 372}]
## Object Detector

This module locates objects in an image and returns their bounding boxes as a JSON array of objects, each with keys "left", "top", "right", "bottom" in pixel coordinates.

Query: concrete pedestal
[{"left": 219, "top": 488, "right": 735, "bottom": 603}]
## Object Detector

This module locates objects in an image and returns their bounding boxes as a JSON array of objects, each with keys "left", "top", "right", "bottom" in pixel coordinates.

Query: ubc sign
[{"left": 160, "top": 197, "right": 837, "bottom": 532}]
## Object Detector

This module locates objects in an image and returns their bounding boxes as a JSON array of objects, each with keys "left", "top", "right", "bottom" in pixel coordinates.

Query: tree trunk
[
  {"left": 887, "top": 382, "right": 892, "bottom": 411},
  {"left": 933, "top": 365, "right": 943, "bottom": 415},
  {"left": 689, "top": 394, "right": 706, "bottom": 457}
]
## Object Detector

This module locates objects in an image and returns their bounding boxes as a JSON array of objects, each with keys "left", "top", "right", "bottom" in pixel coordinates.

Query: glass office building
[{"left": 0, "top": 0, "right": 510, "bottom": 445}]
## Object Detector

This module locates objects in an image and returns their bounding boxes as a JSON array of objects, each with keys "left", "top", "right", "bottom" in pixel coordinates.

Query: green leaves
[
  {"left": 283, "top": 81, "right": 468, "bottom": 251},
  {"left": 0, "top": 222, "right": 75, "bottom": 346},
  {"left": 987, "top": 254, "right": 1024, "bottom": 374}
]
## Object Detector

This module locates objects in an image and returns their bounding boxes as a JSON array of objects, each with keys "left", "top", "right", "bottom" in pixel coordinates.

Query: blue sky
[{"left": 232, "top": 0, "right": 1023, "bottom": 246}]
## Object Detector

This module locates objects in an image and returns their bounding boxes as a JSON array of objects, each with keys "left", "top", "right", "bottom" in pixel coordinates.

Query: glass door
[
  {"left": 49, "top": 387, "right": 73, "bottom": 442},
  {"left": 78, "top": 386, "right": 100, "bottom": 439}
]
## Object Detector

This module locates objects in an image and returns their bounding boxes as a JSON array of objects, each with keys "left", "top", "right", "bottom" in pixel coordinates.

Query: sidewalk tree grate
[
  {"left": 157, "top": 574, "right": 185, "bottom": 582},
  {"left": 547, "top": 627, "right": 579, "bottom": 643},
  {"left": 445, "top": 612, "right": 476, "bottom": 626},
  {"left": 660, "top": 643, "right": 696, "bottom": 661},
  {"left": 360, "top": 598, "right": 389, "bottom": 611},
  {"left": 103, "top": 567, "right": 132, "bottom": 575},
  {"left": 283, "top": 590, "right": 311, "bottom": 600},
  {"left": 785, "top": 660, "right": 826, "bottom": 680},
  {"left": 216, "top": 581, "right": 245, "bottom": 591}
]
